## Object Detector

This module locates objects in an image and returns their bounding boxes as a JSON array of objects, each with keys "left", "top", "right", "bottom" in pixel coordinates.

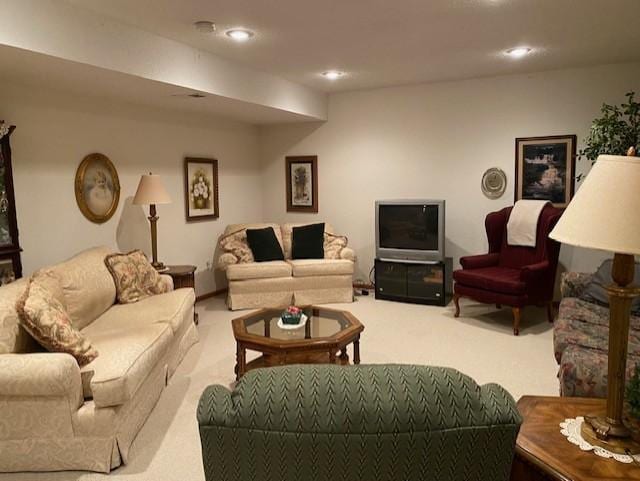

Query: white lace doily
[{"left": 560, "top": 416, "right": 640, "bottom": 464}]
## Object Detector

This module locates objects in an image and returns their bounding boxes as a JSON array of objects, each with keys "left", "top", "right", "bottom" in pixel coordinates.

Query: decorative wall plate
[{"left": 481, "top": 167, "right": 507, "bottom": 199}]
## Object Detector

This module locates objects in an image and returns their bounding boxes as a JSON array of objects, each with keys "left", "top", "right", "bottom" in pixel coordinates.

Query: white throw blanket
[{"left": 506, "top": 200, "right": 550, "bottom": 247}]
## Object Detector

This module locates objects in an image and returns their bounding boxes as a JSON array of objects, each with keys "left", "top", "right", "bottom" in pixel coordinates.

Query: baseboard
[{"left": 196, "top": 288, "right": 228, "bottom": 303}]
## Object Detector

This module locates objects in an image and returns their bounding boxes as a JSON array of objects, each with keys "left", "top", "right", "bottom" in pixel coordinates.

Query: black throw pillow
[
  {"left": 246, "top": 227, "right": 284, "bottom": 262},
  {"left": 292, "top": 223, "right": 325, "bottom": 259}
]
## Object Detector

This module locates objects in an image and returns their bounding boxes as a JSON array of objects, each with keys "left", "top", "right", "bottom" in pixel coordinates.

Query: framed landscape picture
[
  {"left": 515, "top": 135, "right": 576, "bottom": 208},
  {"left": 286, "top": 155, "right": 318, "bottom": 213},
  {"left": 184, "top": 157, "right": 219, "bottom": 221}
]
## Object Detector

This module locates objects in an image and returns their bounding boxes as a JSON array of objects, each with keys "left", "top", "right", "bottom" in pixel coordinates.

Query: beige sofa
[
  {"left": 0, "top": 246, "right": 198, "bottom": 473},
  {"left": 217, "top": 223, "right": 355, "bottom": 310}
]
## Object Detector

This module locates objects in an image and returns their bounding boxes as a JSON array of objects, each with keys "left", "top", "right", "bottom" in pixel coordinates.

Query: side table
[
  {"left": 511, "top": 396, "right": 640, "bottom": 480},
  {"left": 164, "top": 265, "right": 198, "bottom": 325}
]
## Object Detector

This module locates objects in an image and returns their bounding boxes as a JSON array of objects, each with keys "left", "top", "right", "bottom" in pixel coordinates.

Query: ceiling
[
  {"left": 67, "top": 0, "right": 640, "bottom": 92},
  {"left": 0, "top": 45, "right": 314, "bottom": 124}
]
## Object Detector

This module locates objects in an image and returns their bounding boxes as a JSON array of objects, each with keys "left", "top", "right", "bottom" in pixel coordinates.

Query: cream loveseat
[
  {"left": 0, "top": 246, "right": 198, "bottom": 473},
  {"left": 217, "top": 223, "right": 355, "bottom": 310}
]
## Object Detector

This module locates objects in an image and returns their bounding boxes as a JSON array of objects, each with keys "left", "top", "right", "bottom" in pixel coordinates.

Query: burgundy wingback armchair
[{"left": 453, "top": 204, "right": 562, "bottom": 335}]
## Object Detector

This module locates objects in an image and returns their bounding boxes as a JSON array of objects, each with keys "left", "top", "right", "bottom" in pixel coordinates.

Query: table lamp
[
  {"left": 550, "top": 147, "right": 640, "bottom": 454},
  {"left": 133, "top": 173, "right": 171, "bottom": 271}
]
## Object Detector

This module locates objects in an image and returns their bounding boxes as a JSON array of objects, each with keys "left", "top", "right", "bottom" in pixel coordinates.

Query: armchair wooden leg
[
  {"left": 546, "top": 302, "right": 555, "bottom": 323},
  {"left": 453, "top": 293, "right": 461, "bottom": 318},
  {"left": 512, "top": 307, "right": 521, "bottom": 336}
]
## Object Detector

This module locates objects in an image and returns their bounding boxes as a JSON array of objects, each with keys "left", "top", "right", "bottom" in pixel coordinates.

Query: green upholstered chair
[{"left": 197, "top": 364, "right": 522, "bottom": 481}]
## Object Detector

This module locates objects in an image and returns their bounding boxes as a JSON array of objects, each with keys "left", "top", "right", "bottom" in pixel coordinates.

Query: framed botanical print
[
  {"left": 75, "top": 153, "right": 120, "bottom": 223},
  {"left": 515, "top": 135, "right": 576, "bottom": 208},
  {"left": 286, "top": 156, "right": 318, "bottom": 213},
  {"left": 184, "top": 157, "right": 219, "bottom": 221}
]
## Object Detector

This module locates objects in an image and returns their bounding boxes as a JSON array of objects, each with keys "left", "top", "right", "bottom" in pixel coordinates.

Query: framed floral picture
[
  {"left": 184, "top": 157, "right": 219, "bottom": 221},
  {"left": 515, "top": 135, "right": 576, "bottom": 208},
  {"left": 286, "top": 156, "right": 318, "bottom": 213}
]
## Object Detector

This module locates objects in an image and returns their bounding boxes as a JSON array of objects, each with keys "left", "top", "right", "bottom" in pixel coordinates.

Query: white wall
[
  {"left": 260, "top": 62, "right": 640, "bottom": 283},
  {"left": 0, "top": 83, "right": 262, "bottom": 295}
]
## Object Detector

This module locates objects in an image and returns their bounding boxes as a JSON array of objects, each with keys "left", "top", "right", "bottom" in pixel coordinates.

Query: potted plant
[{"left": 577, "top": 91, "right": 639, "bottom": 182}]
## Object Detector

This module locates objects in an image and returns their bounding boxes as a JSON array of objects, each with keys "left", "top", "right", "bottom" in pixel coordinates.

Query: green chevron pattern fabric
[{"left": 198, "top": 364, "right": 521, "bottom": 481}]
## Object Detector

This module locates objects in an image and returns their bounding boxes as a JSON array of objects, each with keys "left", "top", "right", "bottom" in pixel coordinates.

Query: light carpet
[{"left": 1, "top": 294, "right": 559, "bottom": 481}]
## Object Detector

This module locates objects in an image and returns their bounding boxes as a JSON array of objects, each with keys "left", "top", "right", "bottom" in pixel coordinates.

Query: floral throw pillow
[
  {"left": 324, "top": 232, "right": 348, "bottom": 259},
  {"left": 16, "top": 273, "right": 98, "bottom": 367},
  {"left": 104, "top": 250, "right": 170, "bottom": 304},
  {"left": 219, "top": 229, "right": 255, "bottom": 263}
]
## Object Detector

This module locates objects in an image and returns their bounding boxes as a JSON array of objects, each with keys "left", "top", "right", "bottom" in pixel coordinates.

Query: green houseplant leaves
[{"left": 577, "top": 92, "right": 640, "bottom": 182}]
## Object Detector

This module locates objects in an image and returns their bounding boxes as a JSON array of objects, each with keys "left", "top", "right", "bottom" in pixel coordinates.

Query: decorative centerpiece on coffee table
[{"left": 277, "top": 306, "right": 308, "bottom": 330}]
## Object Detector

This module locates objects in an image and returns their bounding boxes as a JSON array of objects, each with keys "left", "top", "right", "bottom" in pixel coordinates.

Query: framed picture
[
  {"left": 286, "top": 156, "right": 318, "bottom": 213},
  {"left": 74, "top": 153, "right": 120, "bottom": 223},
  {"left": 515, "top": 135, "right": 576, "bottom": 208},
  {"left": 184, "top": 157, "right": 219, "bottom": 221}
]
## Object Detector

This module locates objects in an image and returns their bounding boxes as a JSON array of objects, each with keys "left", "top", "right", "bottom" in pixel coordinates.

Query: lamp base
[
  {"left": 581, "top": 415, "right": 640, "bottom": 455},
  {"left": 152, "top": 261, "right": 167, "bottom": 272}
]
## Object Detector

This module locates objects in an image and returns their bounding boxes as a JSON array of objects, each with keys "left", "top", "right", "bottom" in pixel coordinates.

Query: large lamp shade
[
  {"left": 549, "top": 154, "right": 640, "bottom": 255},
  {"left": 133, "top": 174, "right": 171, "bottom": 205},
  {"left": 550, "top": 152, "right": 640, "bottom": 455}
]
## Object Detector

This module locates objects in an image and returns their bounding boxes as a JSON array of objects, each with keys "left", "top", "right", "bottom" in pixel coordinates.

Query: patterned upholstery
[
  {"left": 554, "top": 272, "right": 640, "bottom": 397},
  {"left": 104, "top": 250, "right": 170, "bottom": 304},
  {"left": 0, "top": 278, "right": 39, "bottom": 354},
  {"left": 218, "top": 223, "right": 355, "bottom": 310},
  {"left": 454, "top": 205, "right": 562, "bottom": 308},
  {"left": 198, "top": 364, "right": 521, "bottom": 481},
  {"left": 48, "top": 246, "right": 116, "bottom": 329},
  {"left": 79, "top": 323, "right": 173, "bottom": 407},
  {"left": 226, "top": 261, "right": 292, "bottom": 281},
  {"left": 288, "top": 258, "right": 354, "bottom": 277},
  {"left": 0, "top": 248, "right": 198, "bottom": 473},
  {"left": 16, "top": 274, "right": 99, "bottom": 367}
]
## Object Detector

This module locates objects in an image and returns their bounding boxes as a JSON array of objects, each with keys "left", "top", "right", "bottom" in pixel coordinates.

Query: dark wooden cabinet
[
  {"left": 0, "top": 123, "right": 22, "bottom": 286},
  {"left": 165, "top": 265, "right": 198, "bottom": 324},
  {"left": 374, "top": 258, "right": 452, "bottom": 306}
]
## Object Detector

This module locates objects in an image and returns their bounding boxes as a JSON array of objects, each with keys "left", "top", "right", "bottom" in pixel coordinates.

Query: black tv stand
[{"left": 374, "top": 258, "right": 453, "bottom": 306}]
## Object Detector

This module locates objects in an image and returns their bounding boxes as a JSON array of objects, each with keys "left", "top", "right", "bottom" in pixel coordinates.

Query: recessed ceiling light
[
  {"left": 225, "top": 28, "right": 254, "bottom": 41},
  {"left": 322, "top": 70, "right": 345, "bottom": 80},
  {"left": 505, "top": 47, "right": 532, "bottom": 58},
  {"left": 194, "top": 21, "right": 216, "bottom": 34}
]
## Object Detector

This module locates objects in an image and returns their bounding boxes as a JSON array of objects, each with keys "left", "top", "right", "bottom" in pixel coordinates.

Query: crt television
[{"left": 375, "top": 200, "right": 445, "bottom": 262}]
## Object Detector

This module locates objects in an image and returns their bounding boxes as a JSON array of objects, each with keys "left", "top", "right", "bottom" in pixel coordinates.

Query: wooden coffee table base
[{"left": 235, "top": 339, "right": 360, "bottom": 380}]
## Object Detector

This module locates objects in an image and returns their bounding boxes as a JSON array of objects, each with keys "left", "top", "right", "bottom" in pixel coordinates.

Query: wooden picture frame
[
  {"left": 515, "top": 135, "right": 576, "bottom": 208},
  {"left": 74, "top": 153, "right": 120, "bottom": 223},
  {"left": 184, "top": 157, "right": 219, "bottom": 221},
  {"left": 286, "top": 156, "right": 318, "bottom": 213}
]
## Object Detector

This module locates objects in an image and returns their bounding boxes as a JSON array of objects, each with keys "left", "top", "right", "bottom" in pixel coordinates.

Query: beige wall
[
  {"left": 0, "top": 83, "right": 262, "bottom": 295},
  {"left": 260, "top": 62, "right": 640, "bottom": 282},
  {"left": 3, "top": 62, "right": 638, "bottom": 297}
]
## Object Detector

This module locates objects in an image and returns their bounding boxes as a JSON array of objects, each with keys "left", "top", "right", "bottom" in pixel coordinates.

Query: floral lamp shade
[{"left": 133, "top": 174, "right": 171, "bottom": 205}]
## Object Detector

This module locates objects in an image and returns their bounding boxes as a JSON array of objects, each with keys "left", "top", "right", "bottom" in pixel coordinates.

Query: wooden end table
[
  {"left": 511, "top": 396, "right": 640, "bottom": 480},
  {"left": 165, "top": 265, "right": 198, "bottom": 325},
  {"left": 232, "top": 306, "right": 364, "bottom": 380}
]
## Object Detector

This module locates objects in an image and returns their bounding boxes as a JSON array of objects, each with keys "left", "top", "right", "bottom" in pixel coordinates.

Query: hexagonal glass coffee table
[{"left": 232, "top": 306, "right": 364, "bottom": 380}]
